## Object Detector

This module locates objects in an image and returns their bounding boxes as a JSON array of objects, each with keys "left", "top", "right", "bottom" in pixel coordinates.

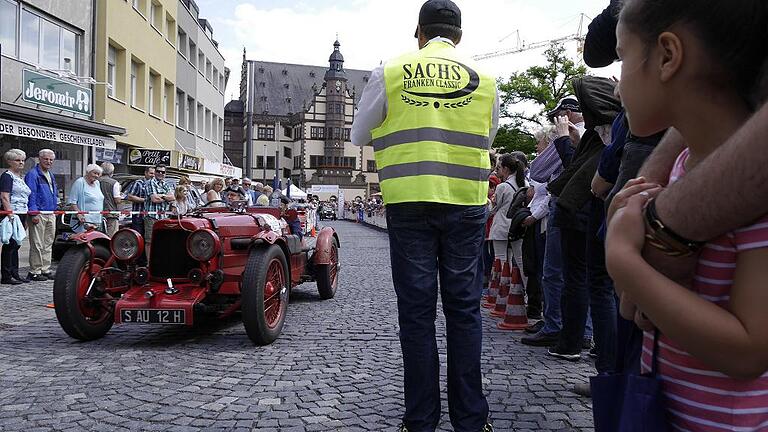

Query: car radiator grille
[{"left": 149, "top": 229, "right": 200, "bottom": 279}]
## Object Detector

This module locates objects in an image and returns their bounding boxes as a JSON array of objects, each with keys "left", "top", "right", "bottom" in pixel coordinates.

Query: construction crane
[{"left": 473, "top": 13, "right": 590, "bottom": 61}]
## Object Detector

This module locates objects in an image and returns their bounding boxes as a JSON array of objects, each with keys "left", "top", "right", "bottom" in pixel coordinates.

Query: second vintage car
[{"left": 52, "top": 200, "right": 340, "bottom": 345}]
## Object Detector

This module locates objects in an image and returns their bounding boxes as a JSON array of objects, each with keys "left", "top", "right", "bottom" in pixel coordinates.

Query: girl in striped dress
[{"left": 606, "top": 0, "right": 768, "bottom": 430}]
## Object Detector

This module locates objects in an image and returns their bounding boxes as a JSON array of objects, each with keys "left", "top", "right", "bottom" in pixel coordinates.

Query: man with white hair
[
  {"left": 98, "top": 162, "right": 122, "bottom": 237},
  {"left": 241, "top": 178, "right": 255, "bottom": 205},
  {"left": 24, "top": 149, "right": 58, "bottom": 281}
]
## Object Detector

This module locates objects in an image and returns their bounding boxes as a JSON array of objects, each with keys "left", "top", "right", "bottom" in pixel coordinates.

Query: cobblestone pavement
[{"left": 0, "top": 221, "right": 595, "bottom": 431}]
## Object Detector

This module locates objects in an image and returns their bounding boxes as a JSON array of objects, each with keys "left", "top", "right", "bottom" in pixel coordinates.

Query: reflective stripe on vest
[{"left": 371, "top": 41, "right": 495, "bottom": 206}]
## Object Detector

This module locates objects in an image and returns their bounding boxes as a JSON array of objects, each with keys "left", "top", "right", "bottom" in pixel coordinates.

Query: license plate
[{"left": 121, "top": 309, "right": 185, "bottom": 324}]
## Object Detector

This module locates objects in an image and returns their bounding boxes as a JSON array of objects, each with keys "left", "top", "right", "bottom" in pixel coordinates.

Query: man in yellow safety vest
[{"left": 351, "top": 1, "right": 498, "bottom": 431}]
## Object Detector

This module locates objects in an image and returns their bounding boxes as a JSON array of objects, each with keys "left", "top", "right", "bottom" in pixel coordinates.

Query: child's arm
[{"left": 607, "top": 196, "right": 768, "bottom": 380}]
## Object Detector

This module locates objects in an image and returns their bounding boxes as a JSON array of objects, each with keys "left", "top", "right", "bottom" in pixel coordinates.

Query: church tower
[{"left": 319, "top": 39, "right": 351, "bottom": 183}]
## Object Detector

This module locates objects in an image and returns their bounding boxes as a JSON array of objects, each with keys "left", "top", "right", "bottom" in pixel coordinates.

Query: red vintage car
[{"left": 52, "top": 202, "right": 340, "bottom": 345}]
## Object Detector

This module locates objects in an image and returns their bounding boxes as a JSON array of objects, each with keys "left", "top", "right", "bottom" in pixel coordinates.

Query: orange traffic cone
[
  {"left": 490, "top": 262, "right": 511, "bottom": 318},
  {"left": 482, "top": 259, "right": 501, "bottom": 309},
  {"left": 497, "top": 265, "right": 528, "bottom": 330}
]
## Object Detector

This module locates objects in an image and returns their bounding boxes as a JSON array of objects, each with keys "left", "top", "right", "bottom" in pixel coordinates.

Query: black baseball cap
[
  {"left": 546, "top": 96, "right": 581, "bottom": 122},
  {"left": 415, "top": 0, "right": 462, "bottom": 37}
]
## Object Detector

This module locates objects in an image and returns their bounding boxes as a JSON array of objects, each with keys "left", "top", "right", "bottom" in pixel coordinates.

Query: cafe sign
[
  {"left": 22, "top": 69, "right": 92, "bottom": 116},
  {"left": 175, "top": 151, "right": 200, "bottom": 172},
  {"left": 128, "top": 149, "right": 171, "bottom": 166}
]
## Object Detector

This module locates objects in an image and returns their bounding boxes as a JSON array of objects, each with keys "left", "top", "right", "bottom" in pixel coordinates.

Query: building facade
[
  {"left": 228, "top": 41, "right": 379, "bottom": 199},
  {"left": 0, "top": 0, "right": 124, "bottom": 200},
  {"left": 91, "top": 0, "right": 230, "bottom": 180},
  {"left": 174, "top": 0, "right": 226, "bottom": 178}
]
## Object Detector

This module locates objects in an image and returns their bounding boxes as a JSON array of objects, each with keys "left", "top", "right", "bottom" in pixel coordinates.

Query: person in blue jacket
[{"left": 24, "top": 149, "right": 58, "bottom": 281}]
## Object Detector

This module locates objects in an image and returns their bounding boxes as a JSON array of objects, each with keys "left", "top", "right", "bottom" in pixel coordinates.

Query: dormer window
[
  {"left": 309, "top": 71, "right": 316, "bottom": 78},
  {"left": 258, "top": 67, "right": 264, "bottom": 73},
  {"left": 282, "top": 69, "right": 288, "bottom": 75},
  {"left": 284, "top": 83, "right": 289, "bottom": 89}
]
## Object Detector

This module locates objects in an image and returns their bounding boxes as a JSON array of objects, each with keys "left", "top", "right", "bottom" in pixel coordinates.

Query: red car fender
[
  {"left": 313, "top": 227, "right": 339, "bottom": 265},
  {"left": 68, "top": 229, "right": 113, "bottom": 275}
]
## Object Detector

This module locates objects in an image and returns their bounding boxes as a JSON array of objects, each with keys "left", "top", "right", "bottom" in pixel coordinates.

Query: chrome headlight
[
  {"left": 186, "top": 229, "right": 220, "bottom": 262},
  {"left": 110, "top": 229, "right": 143, "bottom": 261}
]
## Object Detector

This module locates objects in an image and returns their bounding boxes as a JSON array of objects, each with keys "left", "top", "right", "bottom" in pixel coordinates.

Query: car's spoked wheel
[
  {"left": 316, "top": 238, "right": 339, "bottom": 300},
  {"left": 263, "top": 258, "right": 287, "bottom": 329},
  {"left": 242, "top": 245, "right": 289, "bottom": 345},
  {"left": 54, "top": 245, "right": 115, "bottom": 340}
]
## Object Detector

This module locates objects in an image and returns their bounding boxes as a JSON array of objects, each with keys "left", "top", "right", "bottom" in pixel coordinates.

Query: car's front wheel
[
  {"left": 241, "top": 245, "right": 289, "bottom": 345},
  {"left": 53, "top": 244, "right": 114, "bottom": 340}
]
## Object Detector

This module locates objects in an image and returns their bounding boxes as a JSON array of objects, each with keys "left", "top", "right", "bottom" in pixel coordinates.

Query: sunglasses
[{"left": 156, "top": 170, "right": 166, "bottom": 174}]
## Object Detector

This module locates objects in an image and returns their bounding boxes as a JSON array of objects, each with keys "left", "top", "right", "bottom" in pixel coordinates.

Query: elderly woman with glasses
[
  {"left": 0, "top": 149, "right": 31, "bottom": 284},
  {"left": 67, "top": 164, "right": 104, "bottom": 233}
]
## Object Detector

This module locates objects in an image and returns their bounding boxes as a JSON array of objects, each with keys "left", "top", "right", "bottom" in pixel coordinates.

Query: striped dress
[{"left": 641, "top": 148, "right": 768, "bottom": 431}]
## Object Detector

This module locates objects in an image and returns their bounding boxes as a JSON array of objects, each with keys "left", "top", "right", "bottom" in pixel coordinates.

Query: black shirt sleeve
[{"left": 0, "top": 172, "right": 13, "bottom": 194}]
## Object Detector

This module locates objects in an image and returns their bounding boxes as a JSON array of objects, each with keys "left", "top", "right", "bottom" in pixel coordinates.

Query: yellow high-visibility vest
[{"left": 371, "top": 40, "right": 495, "bottom": 206}]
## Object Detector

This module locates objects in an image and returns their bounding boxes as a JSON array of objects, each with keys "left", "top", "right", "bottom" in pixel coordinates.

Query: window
[
  {"left": 219, "top": 119, "right": 224, "bottom": 145},
  {"left": 17, "top": 9, "right": 80, "bottom": 73},
  {"left": 256, "top": 156, "right": 275, "bottom": 169},
  {"left": 0, "top": 0, "right": 17, "bottom": 57},
  {"left": 310, "top": 155, "right": 323, "bottom": 168},
  {"left": 367, "top": 160, "right": 377, "bottom": 172},
  {"left": 130, "top": 61, "right": 138, "bottom": 106},
  {"left": 198, "top": 51, "right": 204, "bottom": 73},
  {"left": 177, "top": 28, "right": 187, "bottom": 57},
  {"left": 283, "top": 147, "right": 292, "bottom": 158},
  {"left": 164, "top": 81, "right": 173, "bottom": 121},
  {"left": 132, "top": 0, "right": 146, "bottom": 15},
  {"left": 205, "top": 59, "right": 212, "bottom": 81},
  {"left": 205, "top": 108, "right": 211, "bottom": 140},
  {"left": 188, "top": 40, "right": 196, "bottom": 67},
  {"left": 212, "top": 113, "right": 218, "bottom": 142},
  {"left": 283, "top": 168, "right": 291, "bottom": 179},
  {"left": 196, "top": 103, "right": 203, "bottom": 136},
  {"left": 344, "top": 128, "right": 351, "bottom": 141},
  {"left": 176, "top": 90, "right": 184, "bottom": 127},
  {"left": 107, "top": 45, "right": 117, "bottom": 97},
  {"left": 20, "top": 10, "right": 39, "bottom": 64},
  {"left": 310, "top": 126, "right": 325, "bottom": 140},
  {"left": 257, "top": 127, "right": 275, "bottom": 140},
  {"left": 165, "top": 14, "right": 175, "bottom": 43},
  {"left": 187, "top": 96, "right": 195, "bottom": 132},
  {"left": 212, "top": 68, "right": 218, "bottom": 89},
  {"left": 224, "top": 129, "right": 231, "bottom": 141},
  {"left": 149, "top": 1, "right": 162, "bottom": 30},
  {"left": 148, "top": 71, "right": 161, "bottom": 116},
  {"left": 293, "top": 156, "right": 302, "bottom": 168}
]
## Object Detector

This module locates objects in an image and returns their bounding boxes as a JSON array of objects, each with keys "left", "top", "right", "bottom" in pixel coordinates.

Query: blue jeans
[
  {"left": 386, "top": 203, "right": 489, "bottom": 432},
  {"left": 542, "top": 198, "right": 593, "bottom": 337},
  {"left": 557, "top": 199, "right": 617, "bottom": 372}
]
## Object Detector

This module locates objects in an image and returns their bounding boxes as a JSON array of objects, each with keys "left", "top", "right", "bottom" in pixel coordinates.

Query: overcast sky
[{"left": 195, "top": 0, "right": 620, "bottom": 111}]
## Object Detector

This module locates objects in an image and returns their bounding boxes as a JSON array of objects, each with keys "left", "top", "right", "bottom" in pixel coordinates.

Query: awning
[{"left": 0, "top": 102, "right": 124, "bottom": 137}]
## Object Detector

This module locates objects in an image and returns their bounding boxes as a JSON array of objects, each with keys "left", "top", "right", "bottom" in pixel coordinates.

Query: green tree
[
  {"left": 494, "top": 43, "right": 587, "bottom": 154},
  {"left": 492, "top": 122, "right": 537, "bottom": 160}
]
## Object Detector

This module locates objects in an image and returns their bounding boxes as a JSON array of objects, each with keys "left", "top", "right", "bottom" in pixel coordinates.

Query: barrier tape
[{"left": 0, "top": 210, "right": 169, "bottom": 216}]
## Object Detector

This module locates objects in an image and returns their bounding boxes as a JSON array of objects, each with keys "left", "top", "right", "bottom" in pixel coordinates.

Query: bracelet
[{"left": 644, "top": 199, "right": 704, "bottom": 257}]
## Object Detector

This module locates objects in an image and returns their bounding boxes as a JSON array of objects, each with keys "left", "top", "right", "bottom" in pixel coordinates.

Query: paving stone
[{"left": 0, "top": 222, "right": 595, "bottom": 431}]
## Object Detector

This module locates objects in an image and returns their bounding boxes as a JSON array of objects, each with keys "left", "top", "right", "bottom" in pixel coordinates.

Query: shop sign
[
  {"left": 203, "top": 160, "right": 242, "bottom": 178},
  {"left": 128, "top": 149, "right": 171, "bottom": 166},
  {"left": 176, "top": 152, "right": 200, "bottom": 172},
  {"left": 0, "top": 118, "right": 116, "bottom": 149},
  {"left": 96, "top": 147, "right": 125, "bottom": 164},
  {"left": 22, "top": 69, "right": 92, "bottom": 117}
]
